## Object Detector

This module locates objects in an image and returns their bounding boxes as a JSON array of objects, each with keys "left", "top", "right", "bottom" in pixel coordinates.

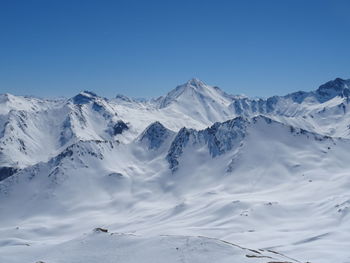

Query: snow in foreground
[
  {"left": 0, "top": 231, "right": 302, "bottom": 263},
  {"left": 2, "top": 78, "right": 350, "bottom": 262}
]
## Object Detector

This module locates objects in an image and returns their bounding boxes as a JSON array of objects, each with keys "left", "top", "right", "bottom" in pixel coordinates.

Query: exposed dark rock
[
  {"left": 113, "top": 120, "right": 129, "bottom": 135},
  {"left": 94, "top": 227, "right": 108, "bottom": 233},
  {"left": 0, "top": 166, "right": 19, "bottom": 181},
  {"left": 140, "top": 121, "right": 172, "bottom": 149},
  {"left": 72, "top": 91, "right": 98, "bottom": 104}
]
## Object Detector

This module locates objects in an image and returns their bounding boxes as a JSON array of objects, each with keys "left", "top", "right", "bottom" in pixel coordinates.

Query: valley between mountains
[{"left": 1, "top": 78, "right": 350, "bottom": 262}]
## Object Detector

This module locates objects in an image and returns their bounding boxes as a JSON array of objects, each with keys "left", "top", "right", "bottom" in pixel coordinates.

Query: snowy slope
[
  {"left": 0, "top": 233, "right": 300, "bottom": 263},
  {"left": 2, "top": 78, "right": 350, "bottom": 262},
  {"left": 155, "top": 78, "right": 235, "bottom": 124},
  {"left": 1, "top": 114, "right": 350, "bottom": 262}
]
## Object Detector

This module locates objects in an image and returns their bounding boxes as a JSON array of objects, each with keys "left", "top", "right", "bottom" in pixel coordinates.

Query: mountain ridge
[
  {"left": 2, "top": 77, "right": 350, "bottom": 170},
  {"left": 3, "top": 77, "right": 350, "bottom": 103},
  {"left": 1, "top": 77, "right": 350, "bottom": 263}
]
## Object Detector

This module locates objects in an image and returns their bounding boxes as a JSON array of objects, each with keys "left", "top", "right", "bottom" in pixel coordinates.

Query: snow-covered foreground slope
[
  {"left": 1, "top": 113, "right": 350, "bottom": 262},
  {"left": 0, "top": 232, "right": 301, "bottom": 263}
]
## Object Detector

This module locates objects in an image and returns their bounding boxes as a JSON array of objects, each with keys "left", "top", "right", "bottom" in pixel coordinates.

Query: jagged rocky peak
[
  {"left": 139, "top": 121, "right": 173, "bottom": 149},
  {"left": 167, "top": 116, "right": 249, "bottom": 171},
  {"left": 315, "top": 78, "right": 350, "bottom": 102},
  {"left": 50, "top": 139, "right": 117, "bottom": 168},
  {"left": 71, "top": 91, "right": 99, "bottom": 104},
  {"left": 318, "top": 78, "right": 349, "bottom": 91},
  {"left": 202, "top": 117, "right": 248, "bottom": 157},
  {"left": 166, "top": 127, "right": 194, "bottom": 171}
]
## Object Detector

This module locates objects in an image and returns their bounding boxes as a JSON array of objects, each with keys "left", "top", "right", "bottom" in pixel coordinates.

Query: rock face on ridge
[{"left": 139, "top": 121, "right": 174, "bottom": 150}]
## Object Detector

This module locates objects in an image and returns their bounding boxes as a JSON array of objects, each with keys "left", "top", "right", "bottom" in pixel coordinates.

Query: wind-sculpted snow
[{"left": 2, "top": 78, "right": 350, "bottom": 262}]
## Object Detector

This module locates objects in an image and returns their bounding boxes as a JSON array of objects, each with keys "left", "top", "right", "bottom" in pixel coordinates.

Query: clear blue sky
[{"left": 1, "top": 0, "right": 350, "bottom": 99}]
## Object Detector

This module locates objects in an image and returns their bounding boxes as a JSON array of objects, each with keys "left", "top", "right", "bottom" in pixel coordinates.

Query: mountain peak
[
  {"left": 315, "top": 77, "right": 350, "bottom": 102},
  {"left": 185, "top": 78, "right": 206, "bottom": 89},
  {"left": 71, "top": 91, "right": 99, "bottom": 104},
  {"left": 318, "top": 78, "right": 348, "bottom": 91},
  {"left": 157, "top": 78, "right": 233, "bottom": 110},
  {"left": 139, "top": 121, "right": 173, "bottom": 149}
]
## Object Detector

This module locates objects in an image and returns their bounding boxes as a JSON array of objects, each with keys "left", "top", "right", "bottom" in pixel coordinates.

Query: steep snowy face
[
  {"left": 69, "top": 91, "right": 115, "bottom": 120},
  {"left": 0, "top": 100, "right": 73, "bottom": 169},
  {"left": 155, "top": 78, "right": 235, "bottom": 124},
  {"left": 0, "top": 91, "right": 131, "bottom": 169},
  {"left": 0, "top": 93, "right": 63, "bottom": 115},
  {"left": 157, "top": 78, "right": 233, "bottom": 108},
  {"left": 65, "top": 91, "right": 134, "bottom": 142}
]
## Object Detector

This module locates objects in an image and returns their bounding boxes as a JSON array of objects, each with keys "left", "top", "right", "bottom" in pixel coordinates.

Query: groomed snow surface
[{"left": 1, "top": 78, "right": 350, "bottom": 262}]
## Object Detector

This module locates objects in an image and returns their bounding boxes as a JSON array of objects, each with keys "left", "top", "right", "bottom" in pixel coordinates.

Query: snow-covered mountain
[
  {"left": 1, "top": 78, "right": 350, "bottom": 263},
  {"left": 2, "top": 77, "right": 350, "bottom": 170}
]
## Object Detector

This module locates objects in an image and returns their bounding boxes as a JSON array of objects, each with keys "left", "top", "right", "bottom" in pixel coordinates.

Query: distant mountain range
[{"left": 1, "top": 78, "right": 350, "bottom": 263}]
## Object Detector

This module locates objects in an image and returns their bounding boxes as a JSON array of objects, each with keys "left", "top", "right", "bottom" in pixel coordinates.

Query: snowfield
[
  {"left": 0, "top": 232, "right": 304, "bottom": 263},
  {"left": 1, "top": 78, "right": 350, "bottom": 262}
]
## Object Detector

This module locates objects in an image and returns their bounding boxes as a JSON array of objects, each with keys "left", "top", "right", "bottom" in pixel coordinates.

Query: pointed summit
[
  {"left": 157, "top": 79, "right": 233, "bottom": 110},
  {"left": 139, "top": 121, "right": 174, "bottom": 149},
  {"left": 185, "top": 78, "right": 207, "bottom": 89},
  {"left": 71, "top": 91, "right": 99, "bottom": 104}
]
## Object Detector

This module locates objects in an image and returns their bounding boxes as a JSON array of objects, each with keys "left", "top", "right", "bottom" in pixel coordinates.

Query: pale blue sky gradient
[{"left": 1, "top": 0, "right": 350, "bottom": 98}]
